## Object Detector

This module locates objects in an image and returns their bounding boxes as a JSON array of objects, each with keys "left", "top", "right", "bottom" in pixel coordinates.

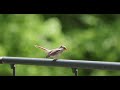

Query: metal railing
[{"left": 1, "top": 56, "right": 120, "bottom": 76}]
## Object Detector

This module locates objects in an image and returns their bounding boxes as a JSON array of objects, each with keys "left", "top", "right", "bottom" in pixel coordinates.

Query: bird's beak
[{"left": 65, "top": 48, "right": 67, "bottom": 50}]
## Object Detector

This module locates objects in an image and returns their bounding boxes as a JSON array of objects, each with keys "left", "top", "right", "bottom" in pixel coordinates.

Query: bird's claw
[{"left": 53, "top": 59, "right": 58, "bottom": 61}]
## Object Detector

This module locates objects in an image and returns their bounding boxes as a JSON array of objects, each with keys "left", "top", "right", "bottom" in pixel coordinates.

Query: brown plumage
[
  {"left": 35, "top": 45, "right": 67, "bottom": 60},
  {"left": 35, "top": 45, "right": 50, "bottom": 53}
]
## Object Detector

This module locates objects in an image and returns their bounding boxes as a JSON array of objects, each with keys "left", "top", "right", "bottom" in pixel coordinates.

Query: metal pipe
[
  {"left": 0, "top": 57, "right": 3, "bottom": 63},
  {"left": 1, "top": 57, "right": 120, "bottom": 70},
  {"left": 72, "top": 68, "right": 78, "bottom": 76},
  {"left": 10, "top": 64, "right": 16, "bottom": 76}
]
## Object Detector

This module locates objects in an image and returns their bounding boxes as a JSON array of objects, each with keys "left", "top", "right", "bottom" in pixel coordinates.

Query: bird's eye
[{"left": 60, "top": 46, "right": 62, "bottom": 48}]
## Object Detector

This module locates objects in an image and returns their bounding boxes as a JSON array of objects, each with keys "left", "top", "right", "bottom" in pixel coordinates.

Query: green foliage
[{"left": 0, "top": 14, "right": 120, "bottom": 76}]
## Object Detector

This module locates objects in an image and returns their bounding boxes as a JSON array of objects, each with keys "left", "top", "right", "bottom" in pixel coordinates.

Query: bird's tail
[{"left": 35, "top": 45, "right": 50, "bottom": 53}]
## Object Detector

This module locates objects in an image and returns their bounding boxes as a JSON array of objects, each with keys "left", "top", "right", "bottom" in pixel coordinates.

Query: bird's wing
[{"left": 48, "top": 49, "right": 62, "bottom": 56}]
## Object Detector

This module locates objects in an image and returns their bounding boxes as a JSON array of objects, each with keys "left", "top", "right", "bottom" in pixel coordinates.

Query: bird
[{"left": 35, "top": 45, "right": 67, "bottom": 61}]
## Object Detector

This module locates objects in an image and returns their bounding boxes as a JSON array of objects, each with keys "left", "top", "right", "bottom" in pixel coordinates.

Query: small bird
[{"left": 35, "top": 45, "right": 67, "bottom": 61}]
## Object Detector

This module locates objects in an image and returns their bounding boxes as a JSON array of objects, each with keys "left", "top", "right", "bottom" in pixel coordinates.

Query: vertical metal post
[
  {"left": 10, "top": 64, "right": 16, "bottom": 76},
  {"left": 72, "top": 68, "right": 78, "bottom": 76}
]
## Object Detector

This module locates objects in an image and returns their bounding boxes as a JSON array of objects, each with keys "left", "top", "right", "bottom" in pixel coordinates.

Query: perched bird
[{"left": 35, "top": 45, "right": 67, "bottom": 61}]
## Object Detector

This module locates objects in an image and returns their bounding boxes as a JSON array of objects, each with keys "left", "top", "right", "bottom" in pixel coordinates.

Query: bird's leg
[
  {"left": 53, "top": 55, "right": 59, "bottom": 61},
  {"left": 53, "top": 58, "right": 58, "bottom": 61}
]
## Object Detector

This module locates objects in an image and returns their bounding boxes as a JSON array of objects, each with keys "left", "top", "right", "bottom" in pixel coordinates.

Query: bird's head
[{"left": 59, "top": 45, "right": 67, "bottom": 50}]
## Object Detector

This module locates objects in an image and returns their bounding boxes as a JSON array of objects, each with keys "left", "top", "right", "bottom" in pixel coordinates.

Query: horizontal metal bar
[
  {"left": 1, "top": 57, "right": 120, "bottom": 70},
  {"left": 0, "top": 57, "right": 3, "bottom": 63}
]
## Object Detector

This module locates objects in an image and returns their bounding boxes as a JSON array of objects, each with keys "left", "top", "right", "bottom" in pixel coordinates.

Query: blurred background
[{"left": 0, "top": 14, "right": 120, "bottom": 76}]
